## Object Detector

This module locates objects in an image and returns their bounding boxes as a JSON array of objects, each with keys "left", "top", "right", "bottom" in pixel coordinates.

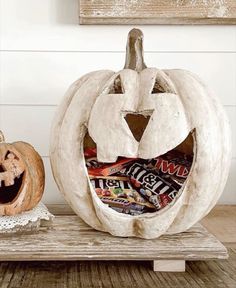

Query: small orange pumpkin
[{"left": 0, "top": 131, "right": 45, "bottom": 216}]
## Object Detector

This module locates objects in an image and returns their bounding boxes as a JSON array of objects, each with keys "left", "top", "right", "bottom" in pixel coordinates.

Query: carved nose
[{"left": 124, "top": 111, "right": 153, "bottom": 142}]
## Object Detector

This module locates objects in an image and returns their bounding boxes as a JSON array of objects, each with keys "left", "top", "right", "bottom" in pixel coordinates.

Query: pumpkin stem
[
  {"left": 124, "top": 28, "right": 147, "bottom": 72},
  {"left": 0, "top": 131, "right": 5, "bottom": 143}
]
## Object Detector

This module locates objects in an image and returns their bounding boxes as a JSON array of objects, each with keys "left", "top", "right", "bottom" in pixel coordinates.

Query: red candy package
[
  {"left": 88, "top": 157, "right": 136, "bottom": 177},
  {"left": 84, "top": 147, "right": 97, "bottom": 158},
  {"left": 84, "top": 147, "right": 136, "bottom": 177}
]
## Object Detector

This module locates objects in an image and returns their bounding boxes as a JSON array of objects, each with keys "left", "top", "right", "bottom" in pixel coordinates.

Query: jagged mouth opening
[
  {"left": 83, "top": 132, "right": 194, "bottom": 216},
  {"left": 0, "top": 172, "right": 25, "bottom": 204}
]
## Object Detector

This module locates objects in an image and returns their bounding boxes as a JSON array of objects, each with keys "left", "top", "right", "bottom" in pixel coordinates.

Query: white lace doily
[{"left": 0, "top": 202, "right": 54, "bottom": 233}]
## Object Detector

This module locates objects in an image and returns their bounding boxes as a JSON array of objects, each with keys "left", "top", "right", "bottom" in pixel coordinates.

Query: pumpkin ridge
[{"left": 54, "top": 71, "right": 115, "bottom": 230}]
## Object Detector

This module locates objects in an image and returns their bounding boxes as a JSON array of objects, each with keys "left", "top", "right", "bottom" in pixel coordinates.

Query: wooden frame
[{"left": 79, "top": 0, "right": 236, "bottom": 25}]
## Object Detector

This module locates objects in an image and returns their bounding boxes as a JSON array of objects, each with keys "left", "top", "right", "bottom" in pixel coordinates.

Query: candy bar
[
  {"left": 125, "top": 163, "right": 178, "bottom": 209},
  {"left": 85, "top": 147, "right": 136, "bottom": 177},
  {"left": 101, "top": 199, "right": 152, "bottom": 216},
  {"left": 145, "top": 150, "right": 192, "bottom": 179},
  {"left": 90, "top": 177, "right": 131, "bottom": 191},
  {"left": 159, "top": 193, "right": 173, "bottom": 208},
  {"left": 163, "top": 150, "right": 193, "bottom": 168},
  {"left": 84, "top": 147, "right": 97, "bottom": 158},
  {"left": 100, "top": 197, "right": 155, "bottom": 216},
  {"left": 87, "top": 157, "right": 136, "bottom": 177},
  {"left": 89, "top": 175, "right": 129, "bottom": 181},
  {"left": 86, "top": 157, "right": 101, "bottom": 169},
  {"left": 90, "top": 176, "right": 156, "bottom": 215},
  {"left": 86, "top": 146, "right": 192, "bottom": 213}
]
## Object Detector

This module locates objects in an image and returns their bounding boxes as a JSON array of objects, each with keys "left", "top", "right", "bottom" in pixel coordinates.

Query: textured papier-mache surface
[
  {"left": 50, "top": 29, "right": 232, "bottom": 239},
  {"left": 0, "top": 202, "right": 54, "bottom": 233}
]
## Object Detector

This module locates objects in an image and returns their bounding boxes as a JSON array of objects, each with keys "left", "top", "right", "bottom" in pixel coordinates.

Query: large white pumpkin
[{"left": 50, "top": 29, "right": 231, "bottom": 239}]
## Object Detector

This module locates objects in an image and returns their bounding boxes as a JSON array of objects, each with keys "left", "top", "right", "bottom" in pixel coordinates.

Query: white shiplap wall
[{"left": 0, "top": 0, "right": 235, "bottom": 204}]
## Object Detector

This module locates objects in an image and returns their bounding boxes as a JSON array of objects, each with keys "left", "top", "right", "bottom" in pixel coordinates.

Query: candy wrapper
[
  {"left": 84, "top": 147, "right": 136, "bottom": 177},
  {"left": 85, "top": 147, "right": 193, "bottom": 214},
  {"left": 90, "top": 176, "right": 156, "bottom": 215},
  {"left": 143, "top": 150, "right": 193, "bottom": 186},
  {"left": 124, "top": 163, "right": 178, "bottom": 209},
  {"left": 84, "top": 147, "right": 97, "bottom": 158},
  {"left": 87, "top": 157, "right": 136, "bottom": 177}
]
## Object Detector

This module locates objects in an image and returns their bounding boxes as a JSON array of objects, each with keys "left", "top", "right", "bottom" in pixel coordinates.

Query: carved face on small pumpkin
[
  {"left": 0, "top": 131, "right": 45, "bottom": 216},
  {"left": 0, "top": 150, "right": 25, "bottom": 204},
  {"left": 50, "top": 29, "right": 231, "bottom": 239}
]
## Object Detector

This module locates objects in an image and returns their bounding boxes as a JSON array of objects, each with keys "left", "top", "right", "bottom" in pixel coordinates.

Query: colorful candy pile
[{"left": 85, "top": 148, "right": 193, "bottom": 216}]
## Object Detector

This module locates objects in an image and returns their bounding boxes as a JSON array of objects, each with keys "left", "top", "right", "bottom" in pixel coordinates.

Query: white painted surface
[
  {"left": 1, "top": 0, "right": 236, "bottom": 52},
  {"left": 0, "top": 52, "right": 235, "bottom": 106},
  {"left": 0, "top": 0, "right": 235, "bottom": 204}
]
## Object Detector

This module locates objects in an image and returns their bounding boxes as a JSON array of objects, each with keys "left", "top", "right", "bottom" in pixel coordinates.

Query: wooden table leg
[{"left": 153, "top": 260, "right": 186, "bottom": 272}]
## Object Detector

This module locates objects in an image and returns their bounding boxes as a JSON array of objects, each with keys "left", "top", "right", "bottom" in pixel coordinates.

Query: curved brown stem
[{"left": 124, "top": 28, "right": 147, "bottom": 72}]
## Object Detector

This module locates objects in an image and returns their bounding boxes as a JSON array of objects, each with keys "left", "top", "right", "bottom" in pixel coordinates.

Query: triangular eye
[
  {"left": 151, "top": 81, "right": 166, "bottom": 94},
  {"left": 108, "top": 75, "right": 123, "bottom": 94},
  {"left": 5, "top": 151, "right": 18, "bottom": 160}
]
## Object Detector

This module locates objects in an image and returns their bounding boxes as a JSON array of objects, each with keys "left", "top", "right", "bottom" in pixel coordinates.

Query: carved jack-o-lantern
[
  {"left": 50, "top": 29, "right": 231, "bottom": 239},
  {"left": 0, "top": 131, "right": 45, "bottom": 216}
]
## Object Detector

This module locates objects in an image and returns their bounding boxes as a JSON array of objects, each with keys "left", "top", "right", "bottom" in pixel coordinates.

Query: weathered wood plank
[
  {"left": 0, "top": 249, "right": 235, "bottom": 287},
  {"left": 0, "top": 208, "right": 235, "bottom": 286},
  {"left": 0, "top": 216, "right": 228, "bottom": 261},
  {"left": 79, "top": 0, "right": 236, "bottom": 25},
  {"left": 47, "top": 204, "right": 236, "bottom": 244}
]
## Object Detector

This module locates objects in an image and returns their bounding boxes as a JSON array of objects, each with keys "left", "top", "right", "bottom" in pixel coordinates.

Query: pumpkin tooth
[
  {"left": 2, "top": 172, "right": 15, "bottom": 187},
  {"left": 4, "top": 178, "right": 15, "bottom": 187}
]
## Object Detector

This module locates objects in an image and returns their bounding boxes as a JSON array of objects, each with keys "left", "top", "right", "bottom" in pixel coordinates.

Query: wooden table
[{"left": 0, "top": 213, "right": 228, "bottom": 272}]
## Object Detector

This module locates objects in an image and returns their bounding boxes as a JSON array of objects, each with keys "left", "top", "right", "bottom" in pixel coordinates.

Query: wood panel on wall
[
  {"left": 0, "top": 0, "right": 235, "bottom": 204},
  {"left": 79, "top": 0, "right": 236, "bottom": 25}
]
